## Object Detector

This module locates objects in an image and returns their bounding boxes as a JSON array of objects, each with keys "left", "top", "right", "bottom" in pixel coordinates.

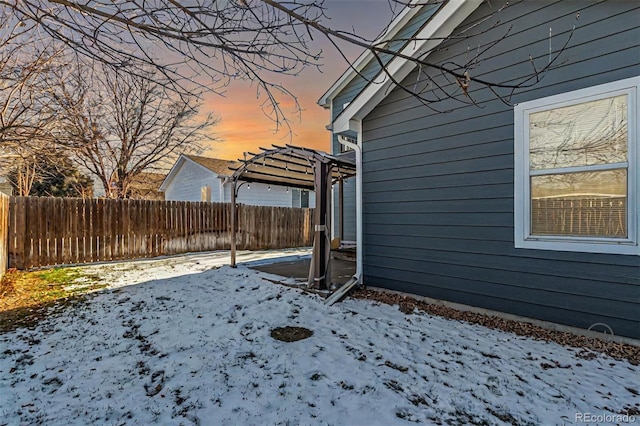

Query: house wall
[
  {"left": 330, "top": 3, "right": 442, "bottom": 242},
  {"left": 291, "top": 189, "right": 317, "bottom": 209},
  {"left": 361, "top": 1, "right": 640, "bottom": 338},
  {"left": 0, "top": 180, "right": 12, "bottom": 196},
  {"left": 222, "top": 182, "right": 315, "bottom": 207},
  {"left": 164, "top": 160, "right": 224, "bottom": 202},
  {"left": 334, "top": 179, "right": 356, "bottom": 241},
  {"left": 165, "top": 158, "right": 317, "bottom": 207}
]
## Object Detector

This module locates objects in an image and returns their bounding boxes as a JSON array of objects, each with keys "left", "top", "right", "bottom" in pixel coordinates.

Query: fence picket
[
  {"left": 6, "top": 197, "right": 314, "bottom": 269},
  {"left": 41, "top": 197, "right": 51, "bottom": 266},
  {"left": 7, "top": 197, "right": 19, "bottom": 269},
  {"left": 0, "top": 194, "right": 8, "bottom": 278},
  {"left": 82, "top": 199, "right": 89, "bottom": 263},
  {"left": 110, "top": 198, "right": 117, "bottom": 260}
]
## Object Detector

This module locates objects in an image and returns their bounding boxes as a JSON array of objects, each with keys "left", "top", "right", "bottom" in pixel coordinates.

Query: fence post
[{"left": 0, "top": 194, "right": 8, "bottom": 278}]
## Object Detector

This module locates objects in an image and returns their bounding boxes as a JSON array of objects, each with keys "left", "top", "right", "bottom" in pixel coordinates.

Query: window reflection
[
  {"left": 531, "top": 170, "right": 627, "bottom": 238},
  {"left": 529, "top": 95, "right": 627, "bottom": 170}
]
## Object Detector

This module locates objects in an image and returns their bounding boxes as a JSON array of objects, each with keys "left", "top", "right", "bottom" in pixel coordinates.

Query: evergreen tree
[{"left": 9, "top": 155, "right": 93, "bottom": 197}]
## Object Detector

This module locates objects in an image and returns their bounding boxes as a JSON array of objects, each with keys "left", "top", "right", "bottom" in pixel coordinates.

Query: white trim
[
  {"left": 514, "top": 76, "right": 640, "bottom": 256},
  {"left": 158, "top": 154, "right": 188, "bottom": 191},
  {"left": 528, "top": 162, "right": 628, "bottom": 176},
  {"left": 317, "top": 0, "right": 427, "bottom": 107},
  {"left": 333, "top": 0, "right": 481, "bottom": 133},
  {"left": 338, "top": 133, "right": 363, "bottom": 284}
]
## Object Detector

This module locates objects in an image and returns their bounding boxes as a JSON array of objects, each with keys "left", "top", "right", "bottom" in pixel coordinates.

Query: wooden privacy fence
[
  {"left": 8, "top": 197, "right": 314, "bottom": 270},
  {"left": 0, "top": 194, "right": 8, "bottom": 278},
  {"left": 531, "top": 196, "right": 626, "bottom": 237}
]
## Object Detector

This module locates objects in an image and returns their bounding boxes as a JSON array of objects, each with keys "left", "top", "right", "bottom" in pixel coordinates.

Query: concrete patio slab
[{"left": 250, "top": 257, "right": 355, "bottom": 286}]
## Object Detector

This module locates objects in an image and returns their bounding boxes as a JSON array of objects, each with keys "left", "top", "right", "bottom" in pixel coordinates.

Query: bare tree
[
  {"left": 5, "top": 150, "right": 38, "bottom": 196},
  {"left": 0, "top": 8, "right": 70, "bottom": 194},
  {"left": 0, "top": 11, "right": 65, "bottom": 154},
  {"left": 53, "top": 63, "right": 218, "bottom": 198},
  {"left": 3, "top": 0, "right": 577, "bottom": 130},
  {"left": 0, "top": 31, "right": 72, "bottom": 195}
]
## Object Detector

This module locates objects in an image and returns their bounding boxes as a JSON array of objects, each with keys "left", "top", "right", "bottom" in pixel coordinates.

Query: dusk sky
[{"left": 203, "top": 1, "right": 399, "bottom": 161}]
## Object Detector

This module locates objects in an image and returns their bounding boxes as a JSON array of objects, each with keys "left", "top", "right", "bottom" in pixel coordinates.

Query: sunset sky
[{"left": 202, "top": 1, "right": 397, "bottom": 161}]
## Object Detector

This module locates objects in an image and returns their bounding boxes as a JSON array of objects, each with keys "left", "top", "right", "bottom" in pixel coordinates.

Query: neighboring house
[
  {"left": 321, "top": 1, "right": 639, "bottom": 339},
  {"left": 0, "top": 176, "right": 12, "bottom": 196},
  {"left": 160, "top": 154, "right": 315, "bottom": 207}
]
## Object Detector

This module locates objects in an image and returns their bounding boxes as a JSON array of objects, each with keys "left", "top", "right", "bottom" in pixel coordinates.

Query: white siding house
[
  {"left": 0, "top": 176, "right": 12, "bottom": 196},
  {"left": 160, "top": 154, "right": 314, "bottom": 207}
]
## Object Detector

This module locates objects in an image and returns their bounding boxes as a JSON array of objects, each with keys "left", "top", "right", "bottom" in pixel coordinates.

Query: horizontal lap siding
[
  {"left": 234, "top": 182, "right": 293, "bottom": 207},
  {"left": 361, "top": 0, "right": 640, "bottom": 338},
  {"left": 332, "top": 3, "right": 442, "bottom": 128},
  {"left": 330, "top": 5, "right": 442, "bottom": 241},
  {"left": 338, "top": 178, "right": 356, "bottom": 241},
  {"left": 165, "top": 161, "right": 222, "bottom": 202}
]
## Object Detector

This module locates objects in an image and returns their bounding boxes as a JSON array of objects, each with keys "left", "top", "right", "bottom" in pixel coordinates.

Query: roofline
[
  {"left": 333, "top": 0, "right": 482, "bottom": 133},
  {"left": 159, "top": 154, "right": 188, "bottom": 191},
  {"left": 159, "top": 154, "right": 228, "bottom": 191},
  {"left": 316, "top": 0, "right": 431, "bottom": 108},
  {"left": 184, "top": 154, "right": 236, "bottom": 178}
]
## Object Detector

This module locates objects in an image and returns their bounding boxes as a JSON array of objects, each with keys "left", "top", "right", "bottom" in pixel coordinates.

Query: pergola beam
[{"left": 238, "top": 175, "right": 315, "bottom": 191}]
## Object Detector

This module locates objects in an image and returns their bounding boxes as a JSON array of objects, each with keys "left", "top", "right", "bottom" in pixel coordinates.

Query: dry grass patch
[{"left": 0, "top": 268, "right": 105, "bottom": 333}]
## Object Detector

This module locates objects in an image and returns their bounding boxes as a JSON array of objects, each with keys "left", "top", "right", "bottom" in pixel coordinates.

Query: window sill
[{"left": 515, "top": 238, "right": 639, "bottom": 255}]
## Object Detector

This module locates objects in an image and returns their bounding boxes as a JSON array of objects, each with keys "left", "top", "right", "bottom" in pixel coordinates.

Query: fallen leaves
[{"left": 352, "top": 288, "right": 640, "bottom": 365}]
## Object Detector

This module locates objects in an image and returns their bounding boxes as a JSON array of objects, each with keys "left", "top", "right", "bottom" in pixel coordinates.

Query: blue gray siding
[
  {"left": 331, "top": 2, "right": 442, "bottom": 134},
  {"left": 334, "top": 178, "right": 357, "bottom": 241},
  {"left": 331, "top": 3, "right": 441, "bottom": 242},
  {"left": 361, "top": 1, "right": 640, "bottom": 338}
]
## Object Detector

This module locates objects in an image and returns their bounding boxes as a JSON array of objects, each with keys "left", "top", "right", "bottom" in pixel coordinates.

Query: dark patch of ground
[{"left": 271, "top": 326, "right": 313, "bottom": 342}]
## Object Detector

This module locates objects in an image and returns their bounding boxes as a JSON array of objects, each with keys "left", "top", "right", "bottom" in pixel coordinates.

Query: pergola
[{"left": 228, "top": 144, "right": 356, "bottom": 289}]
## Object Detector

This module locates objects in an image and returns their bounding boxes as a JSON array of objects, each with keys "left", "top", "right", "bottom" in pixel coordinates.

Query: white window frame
[{"left": 514, "top": 76, "right": 639, "bottom": 255}]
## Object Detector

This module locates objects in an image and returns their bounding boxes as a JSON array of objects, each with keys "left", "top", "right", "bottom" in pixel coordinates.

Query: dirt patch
[
  {"left": 271, "top": 326, "right": 313, "bottom": 342},
  {"left": 352, "top": 288, "right": 640, "bottom": 365}
]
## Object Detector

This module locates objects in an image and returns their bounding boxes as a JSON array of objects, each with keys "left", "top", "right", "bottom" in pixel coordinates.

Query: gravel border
[{"left": 352, "top": 288, "right": 640, "bottom": 366}]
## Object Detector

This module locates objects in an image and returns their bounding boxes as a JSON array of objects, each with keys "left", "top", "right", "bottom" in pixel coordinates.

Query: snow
[{"left": 1, "top": 250, "right": 638, "bottom": 425}]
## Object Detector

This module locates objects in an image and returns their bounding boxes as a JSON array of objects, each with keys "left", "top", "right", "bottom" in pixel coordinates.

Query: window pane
[
  {"left": 531, "top": 169, "right": 627, "bottom": 238},
  {"left": 529, "top": 95, "right": 627, "bottom": 170}
]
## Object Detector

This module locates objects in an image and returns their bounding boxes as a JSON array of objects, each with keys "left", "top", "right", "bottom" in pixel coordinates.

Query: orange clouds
[
  {"left": 203, "top": 79, "right": 331, "bottom": 161},
  {"left": 197, "top": 1, "right": 397, "bottom": 161}
]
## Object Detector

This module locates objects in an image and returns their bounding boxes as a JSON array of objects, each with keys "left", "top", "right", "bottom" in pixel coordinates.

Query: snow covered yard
[{"left": 1, "top": 251, "right": 638, "bottom": 425}]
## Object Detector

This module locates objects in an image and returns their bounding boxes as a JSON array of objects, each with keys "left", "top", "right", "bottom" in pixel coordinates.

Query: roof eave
[
  {"left": 333, "top": 0, "right": 482, "bottom": 134},
  {"left": 316, "top": 0, "right": 430, "bottom": 107},
  {"left": 158, "top": 154, "right": 188, "bottom": 191}
]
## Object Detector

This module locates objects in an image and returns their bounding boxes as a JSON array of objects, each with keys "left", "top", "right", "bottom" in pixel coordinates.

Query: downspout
[{"left": 338, "top": 123, "right": 363, "bottom": 285}]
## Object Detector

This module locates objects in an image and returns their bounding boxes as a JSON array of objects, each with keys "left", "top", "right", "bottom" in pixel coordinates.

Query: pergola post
[
  {"left": 339, "top": 179, "right": 344, "bottom": 242},
  {"left": 230, "top": 179, "right": 237, "bottom": 267},
  {"left": 312, "top": 159, "right": 331, "bottom": 289}
]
